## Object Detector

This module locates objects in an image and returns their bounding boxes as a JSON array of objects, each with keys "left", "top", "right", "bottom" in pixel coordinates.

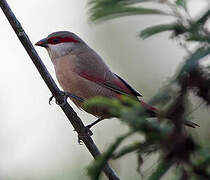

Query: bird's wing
[
  {"left": 74, "top": 47, "right": 142, "bottom": 98},
  {"left": 79, "top": 71, "right": 141, "bottom": 97},
  {"left": 73, "top": 47, "right": 158, "bottom": 116}
]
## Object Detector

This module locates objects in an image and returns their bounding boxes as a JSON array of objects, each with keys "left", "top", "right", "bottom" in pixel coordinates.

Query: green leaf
[
  {"left": 90, "top": 5, "right": 170, "bottom": 22},
  {"left": 87, "top": 132, "right": 132, "bottom": 180},
  {"left": 112, "top": 142, "right": 145, "bottom": 159},
  {"left": 196, "top": 9, "right": 210, "bottom": 25},
  {"left": 140, "top": 23, "right": 186, "bottom": 39},
  {"left": 148, "top": 82, "right": 174, "bottom": 106},
  {"left": 119, "top": 0, "right": 155, "bottom": 5},
  {"left": 112, "top": 142, "right": 158, "bottom": 159},
  {"left": 89, "top": 0, "right": 154, "bottom": 6},
  {"left": 198, "top": 156, "right": 210, "bottom": 169},
  {"left": 177, "top": 47, "right": 210, "bottom": 79},
  {"left": 148, "top": 160, "right": 174, "bottom": 180},
  {"left": 186, "top": 33, "right": 210, "bottom": 43},
  {"left": 120, "top": 109, "right": 172, "bottom": 138},
  {"left": 83, "top": 97, "right": 123, "bottom": 117},
  {"left": 176, "top": 0, "right": 187, "bottom": 11}
]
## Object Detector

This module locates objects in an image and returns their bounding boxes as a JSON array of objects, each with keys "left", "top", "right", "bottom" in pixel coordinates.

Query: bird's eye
[{"left": 51, "top": 38, "right": 60, "bottom": 44}]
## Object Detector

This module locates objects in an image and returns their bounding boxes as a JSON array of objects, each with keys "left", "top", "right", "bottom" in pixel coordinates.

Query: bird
[{"left": 35, "top": 31, "right": 198, "bottom": 129}]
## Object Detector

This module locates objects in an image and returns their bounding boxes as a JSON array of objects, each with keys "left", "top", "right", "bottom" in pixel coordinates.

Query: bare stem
[{"left": 0, "top": 0, "right": 120, "bottom": 179}]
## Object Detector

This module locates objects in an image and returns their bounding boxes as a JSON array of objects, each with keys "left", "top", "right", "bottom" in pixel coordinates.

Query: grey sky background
[{"left": 0, "top": 0, "right": 208, "bottom": 179}]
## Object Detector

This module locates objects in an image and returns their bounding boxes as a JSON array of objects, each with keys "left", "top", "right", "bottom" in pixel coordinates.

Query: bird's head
[{"left": 35, "top": 31, "right": 85, "bottom": 59}]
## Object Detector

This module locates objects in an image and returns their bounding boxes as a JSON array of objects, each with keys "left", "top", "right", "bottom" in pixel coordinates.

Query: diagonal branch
[{"left": 0, "top": 0, "right": 120, "bottom": 179}]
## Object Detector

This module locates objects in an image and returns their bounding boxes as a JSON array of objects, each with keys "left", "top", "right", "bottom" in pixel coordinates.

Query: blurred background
[{"left": 0, "top": 0, "right": 209, "bottom": 179}]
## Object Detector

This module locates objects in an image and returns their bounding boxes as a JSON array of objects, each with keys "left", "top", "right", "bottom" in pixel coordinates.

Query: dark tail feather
[
  {"left": 184, "top": 120, "right": 200, "bottom": 128},
  {"left": 139, "top": 100, "right": 200, "bottom": 128}
]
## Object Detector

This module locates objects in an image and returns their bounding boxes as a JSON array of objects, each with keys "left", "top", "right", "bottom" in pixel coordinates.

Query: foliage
[{"left": 87, "top": 0, "right": 210, "bottom": 179}]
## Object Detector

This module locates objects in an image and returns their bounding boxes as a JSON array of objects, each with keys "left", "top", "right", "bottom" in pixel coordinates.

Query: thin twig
[{"left": 0, "top": 0, "right": 120, "bottom": 179}]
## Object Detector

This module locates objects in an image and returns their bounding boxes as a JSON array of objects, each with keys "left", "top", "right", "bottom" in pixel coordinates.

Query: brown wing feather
[{"left": 73, "top": 46, "right": 142, "bottom": 97}]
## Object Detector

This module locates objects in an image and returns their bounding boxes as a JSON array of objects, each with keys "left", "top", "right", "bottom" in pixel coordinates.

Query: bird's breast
[{"left": 54, "top": 56, "right": 83, "bottom": 96}]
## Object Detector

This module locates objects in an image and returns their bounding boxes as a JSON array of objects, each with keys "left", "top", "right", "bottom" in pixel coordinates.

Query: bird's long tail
[{"left": 139, "top": 100, "right": 199, "bottom": 128}]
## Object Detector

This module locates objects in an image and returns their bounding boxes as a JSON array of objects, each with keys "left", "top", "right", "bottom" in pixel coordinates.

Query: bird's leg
[
  {"left": 77, "top": 118, "right": 104, "bottom": 144},
  {"left": 86, "top": 117, "right": 104, "bottom": 129},
  {"left": 49, "top": 91, "right": 84, "bottom": 106}
]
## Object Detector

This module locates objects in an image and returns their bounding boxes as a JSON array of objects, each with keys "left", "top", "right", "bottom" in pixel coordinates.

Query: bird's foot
[
  {"left": 49, "top": 95, "right": 54, "bottom": 105},
  {"left": 49, "top": 91, "right": 84, "bottom": 106},
  {"left": 76, "top": 118, "right": 104, "bottom": 144},
  {"left": 48, "top": 92, "right": 67, "bottom": 106},
  {"left": 76, "top": 127, "right": 93, "bottom": 145}
]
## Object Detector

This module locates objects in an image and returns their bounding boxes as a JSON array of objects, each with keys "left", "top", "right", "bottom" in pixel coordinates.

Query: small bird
[{"left": 35, "top": 31, "right": 197, "bottom": 129}]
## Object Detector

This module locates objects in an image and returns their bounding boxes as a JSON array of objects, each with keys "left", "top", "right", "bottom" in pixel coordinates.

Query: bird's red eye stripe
[
  {"left": 48, "top": 36, "right": 80, "bottom": 44},
  {"left": 61, "top": 37, "right": 80, "bottom": 43}
]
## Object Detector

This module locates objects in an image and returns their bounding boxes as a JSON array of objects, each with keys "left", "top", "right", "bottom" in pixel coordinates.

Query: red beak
[{"left": 35, "top": 38, "right": 48, "bottom": 47}]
